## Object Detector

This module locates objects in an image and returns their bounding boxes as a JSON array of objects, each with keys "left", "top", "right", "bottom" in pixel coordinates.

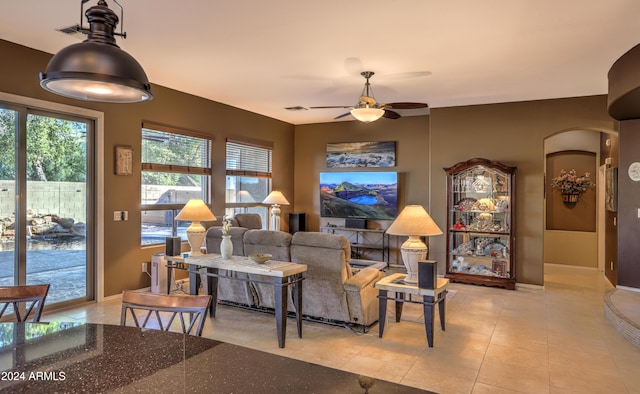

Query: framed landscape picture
[{"left": 326, "top": 141, "right": 396, "bottom": 168}]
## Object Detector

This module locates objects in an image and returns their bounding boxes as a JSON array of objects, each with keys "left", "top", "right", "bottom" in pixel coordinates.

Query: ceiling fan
[{"left": 310, "top": 71, "right": 429, "bottom": 123}]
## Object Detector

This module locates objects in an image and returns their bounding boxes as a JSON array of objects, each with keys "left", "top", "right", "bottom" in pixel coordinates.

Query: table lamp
[
  {"left": 385, "top": 205, "right": 443, "bottom": 284},
  {"left": 175, "top": 199, "right": 216, "bottom": 256},
  {"left": 262, "top": 191, "right": 290, "bottom": 231}
]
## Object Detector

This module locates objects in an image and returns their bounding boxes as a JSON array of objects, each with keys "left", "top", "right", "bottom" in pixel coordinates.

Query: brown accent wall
[
  {"left": 617, "top": 119, "right": 640, "bottom": 288},
  {"left": 0, "top": 40, "right": 295, "bottom": 297},
  {"left": 1, "top": 39, "right": 623, "bottom": 291},
  {"left": 601, "top": 133, "right": 619, "bottom": 285},
  {"left": 294, "top": 97, "right": 614, "bottom": 286},
  {"left": 428, "top": 97, "right": 614, "bottom": 286},
  {"left": 293, "top": 116, "right": 431, "bottom": 266},
  {"left": 545, "top": 151, "right": 597, "bottom": 232}
]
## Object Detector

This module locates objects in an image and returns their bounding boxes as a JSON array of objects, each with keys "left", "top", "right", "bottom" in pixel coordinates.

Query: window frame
[
  {"left": 140, "top": 123, "right": 213, "bottom": 245},
  {"left": 225, "top": 139, "right": 273, "bottom": 222}
]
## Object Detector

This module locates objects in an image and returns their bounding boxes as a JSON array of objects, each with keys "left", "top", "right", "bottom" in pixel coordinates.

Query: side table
[{"left": 376, "top": 273, "right": 449, "bottom": 347}]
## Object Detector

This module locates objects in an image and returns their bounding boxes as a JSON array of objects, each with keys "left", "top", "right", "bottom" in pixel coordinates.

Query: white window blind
[{"left": 226, "top": 140, "right": 272, "bottom": 177}]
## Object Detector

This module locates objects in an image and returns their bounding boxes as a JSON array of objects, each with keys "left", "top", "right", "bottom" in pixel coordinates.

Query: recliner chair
[{"left": 288, "top": 232, "right": 384, "bottom": 327}]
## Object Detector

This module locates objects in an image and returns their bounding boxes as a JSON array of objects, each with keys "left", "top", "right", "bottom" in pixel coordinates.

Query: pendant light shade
[{"left": 40, "top": 0, "right": 152, "bottom": 103}]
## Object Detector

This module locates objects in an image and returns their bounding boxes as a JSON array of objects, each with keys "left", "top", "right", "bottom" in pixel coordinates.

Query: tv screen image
[{"left": 320, "top": 172, "right": 398, "bottom": 219}]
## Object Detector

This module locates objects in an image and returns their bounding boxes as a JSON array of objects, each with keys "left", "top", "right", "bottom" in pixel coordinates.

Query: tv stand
[{"left": 320, "top": 226, "right": 389, "bottom": 267}]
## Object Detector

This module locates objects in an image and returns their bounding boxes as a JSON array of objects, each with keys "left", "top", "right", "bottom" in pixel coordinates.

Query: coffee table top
[
  {"left": 165, "top": 253, "right": 307, "bottom": 277},
  {"left": 375, "top": 273, "right": 449, "bottom": 296}
]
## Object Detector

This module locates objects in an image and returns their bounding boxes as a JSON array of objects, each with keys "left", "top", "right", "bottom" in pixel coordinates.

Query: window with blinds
[
  {"left": 225, "top": 140, "right": 272, "bottom": 225},
  {"left": 141, "top": 123, "right": 213, "bottom": 245}
]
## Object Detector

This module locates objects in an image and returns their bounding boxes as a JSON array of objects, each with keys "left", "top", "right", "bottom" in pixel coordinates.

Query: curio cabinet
[{"left": 444, "top": 158, "right": 516, "bottom": 290}]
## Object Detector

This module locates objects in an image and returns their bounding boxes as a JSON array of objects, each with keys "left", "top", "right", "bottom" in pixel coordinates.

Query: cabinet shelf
[
  {"left": 449, "top": 229, "right": 510, "bottom": 235},
  {"left": 444, "top": 158, "right": 516, "bottom": 290}
]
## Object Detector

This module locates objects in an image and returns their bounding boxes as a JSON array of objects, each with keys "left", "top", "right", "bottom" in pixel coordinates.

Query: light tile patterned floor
[{"left": 44, "top": 264, "right": 640, "bottom": 393}]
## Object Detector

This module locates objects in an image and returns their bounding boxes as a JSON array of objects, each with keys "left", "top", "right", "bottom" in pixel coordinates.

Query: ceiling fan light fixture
[
  {"left": 351, "top": 107, "right": 385, "bottom": 123},
  {"left": 39, "top": 0, "right": 152, "bottom": 103}
]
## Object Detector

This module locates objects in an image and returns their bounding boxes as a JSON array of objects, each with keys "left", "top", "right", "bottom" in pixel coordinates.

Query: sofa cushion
[
  {"left": 244, "top": 230, "right": 293, "bottom": 310},
  {"left": 291, "top": 231, "right": 350, "bottom": 252},
  {"left": 234, "top": 213, "right": 262, "bottom": 230},
  {"left": 290, "top": 231, "right": 354, "bottom": 322},
  {"left": 243, "top": 230, "right": 292, "bottom": 261}
]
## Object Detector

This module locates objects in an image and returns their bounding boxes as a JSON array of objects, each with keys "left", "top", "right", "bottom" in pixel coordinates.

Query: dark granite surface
[{"left": 0, "top": 322, "right": 432, "bottom": 393}]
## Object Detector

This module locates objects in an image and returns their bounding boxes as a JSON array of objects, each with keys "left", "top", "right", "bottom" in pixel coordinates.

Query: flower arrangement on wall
[
  {"left": 550, "top": 169, "right": 594, "bottom": 205},
  {"left": 551, "top": 169, "right": 594, "bottom": 194}
]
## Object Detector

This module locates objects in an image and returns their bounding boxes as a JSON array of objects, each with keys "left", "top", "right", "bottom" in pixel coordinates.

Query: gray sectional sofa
[{"left": 204, "top": 226, "right": 385, "bottom": 328}]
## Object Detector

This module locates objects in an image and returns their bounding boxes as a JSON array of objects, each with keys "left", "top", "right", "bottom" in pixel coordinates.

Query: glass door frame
[{"left": 0, "top": 92, "right": 105, "bottom": 307}]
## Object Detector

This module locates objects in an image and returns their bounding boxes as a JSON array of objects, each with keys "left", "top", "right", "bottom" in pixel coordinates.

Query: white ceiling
[{"left": 1, "top": 1, "right": 640, "bottom": 125}]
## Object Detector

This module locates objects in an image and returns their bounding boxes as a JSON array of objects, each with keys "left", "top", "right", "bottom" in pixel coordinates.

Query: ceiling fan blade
[
  {"left": 377, "top": 71, "right": 432, "bottom": 80},
  {"left": 383, "top": 102, "right": 429, "bottom": 109},
  {"left": 383, "top": 110, "right": 401, "bottom": 119},
  {"left": 310, "top": 106, "right": 353, "bottom": 109},
  {"left": 334, "top": 112, "right": 352, "bottom": 120}
]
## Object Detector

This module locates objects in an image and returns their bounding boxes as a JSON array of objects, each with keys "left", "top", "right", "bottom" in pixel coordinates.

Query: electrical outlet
[
  {"left": 122, "top": 211, "right": 128, "bottom": 221},
  {"left": 113, "top": 211, "right": 122, "bottom": 221},
  {"left": 142, "top": 262, "right": 148, "bottom": 273}
]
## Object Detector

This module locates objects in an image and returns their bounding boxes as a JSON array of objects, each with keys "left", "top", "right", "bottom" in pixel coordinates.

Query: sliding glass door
[{"left": 0, "top": 104, "right": 94, "bottom": 307}]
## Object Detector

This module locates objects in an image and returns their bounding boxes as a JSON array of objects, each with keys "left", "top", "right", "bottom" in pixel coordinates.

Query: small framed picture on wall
[{"left": 114, "top": 145, "right": 133, "bottom": 175}]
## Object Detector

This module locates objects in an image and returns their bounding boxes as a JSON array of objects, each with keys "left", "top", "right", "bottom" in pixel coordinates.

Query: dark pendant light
[{"left": 40, "top": 0, "right": 152, "bottom": 103}]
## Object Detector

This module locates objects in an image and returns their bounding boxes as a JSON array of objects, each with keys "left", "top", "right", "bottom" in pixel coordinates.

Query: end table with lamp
[
  {"left": 376, "top": 271, "right": 449, "bottom": 347},
  {"left": 385, "top": 204, "right": 443, "bottom": 284}
]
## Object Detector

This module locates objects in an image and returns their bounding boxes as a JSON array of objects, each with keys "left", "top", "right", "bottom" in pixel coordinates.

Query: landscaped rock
[
  {"left": 0, "top": 212, "right": 85, "bottom": 242},
  {"left": 52, "top": 216, "right": 75, "bottom": 229}
]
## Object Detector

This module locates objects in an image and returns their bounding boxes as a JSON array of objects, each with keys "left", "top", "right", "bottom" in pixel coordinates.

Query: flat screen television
[{"left": 320, "top": 171, "right": 398, "bottom": 220}]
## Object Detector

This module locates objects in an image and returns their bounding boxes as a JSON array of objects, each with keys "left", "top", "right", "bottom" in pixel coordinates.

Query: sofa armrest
[{"left": 343, "top": 267, "right": 382, "bottom": 291}]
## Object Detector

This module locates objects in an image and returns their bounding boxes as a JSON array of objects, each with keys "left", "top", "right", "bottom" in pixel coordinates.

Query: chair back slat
[
  {"left": 120, "top": 290, "right": 212, "bottom": 336},
  {"left": 0, "top": 284, "right": 50, "bottom": 322}
]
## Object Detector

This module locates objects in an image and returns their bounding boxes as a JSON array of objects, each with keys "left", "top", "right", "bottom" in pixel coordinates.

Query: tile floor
[{"left": 44, "top": 264, "right": 640, "bottom": 394}]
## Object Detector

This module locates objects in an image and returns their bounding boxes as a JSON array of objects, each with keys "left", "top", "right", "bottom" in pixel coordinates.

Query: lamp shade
[
  {"left": 262, "top": 191, "right": 290, "bottom": 205},
  {"left": 39, "top": 0, "right": 152, "bottom": 103},
  {"left": 386, "top": 205, "right": 443, "bottom": 236},
  {"left": 175, "top": 199, "right": 216, "bottom": 222},
  {"left": 350, "top": 107, "right": 385, "bottom": 123}
]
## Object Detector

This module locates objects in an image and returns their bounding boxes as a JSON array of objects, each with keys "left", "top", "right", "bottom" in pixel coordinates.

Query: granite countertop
[{"left": 0, "top": 322, "right": 431, "bottom": 393}]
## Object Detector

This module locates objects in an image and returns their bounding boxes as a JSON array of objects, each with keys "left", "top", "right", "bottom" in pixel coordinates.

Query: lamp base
[
  {"left": 269, "top": 204, "right": 282, "bottom": 231},
  {"left": 400, "top": 236, "right": 428, "bottom": 284},
  {"left": 186, "top": 222, "right": 206, "bottom": 256}
]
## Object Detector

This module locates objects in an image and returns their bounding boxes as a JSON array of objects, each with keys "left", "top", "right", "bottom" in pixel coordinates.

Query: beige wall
[
  {"left": 544, "top": 230, "right": 597, "bottom": 267},
  {"left": 0, "top": 40, "right": 295, "bottom": 297}
]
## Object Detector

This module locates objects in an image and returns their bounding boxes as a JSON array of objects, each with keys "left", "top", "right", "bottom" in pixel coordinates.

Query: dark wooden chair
[
  {"left": 120, "top": 291, "right": 212, "bottom": 336},
  {"left": 0, "top": 284, "right": 50, "bottom": 322}
]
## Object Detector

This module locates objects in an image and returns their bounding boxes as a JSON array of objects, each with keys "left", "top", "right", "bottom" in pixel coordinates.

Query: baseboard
[
  {"left": 617, "top": 285, "right": 640, "bottom": 294},
  {"left": 516, "top": 282, "right": 544, "bottom": 290}
]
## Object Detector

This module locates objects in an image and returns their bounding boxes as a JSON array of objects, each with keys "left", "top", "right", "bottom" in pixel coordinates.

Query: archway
[{"left": 543, "top": 128, "right": 618, "bottom": 284}]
